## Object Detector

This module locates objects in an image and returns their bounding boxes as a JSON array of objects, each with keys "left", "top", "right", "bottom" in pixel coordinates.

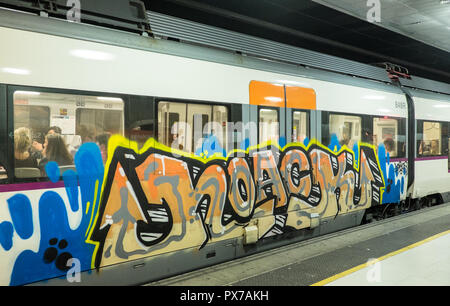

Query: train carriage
[{"left": 0, "top": 5, "right": 449, "bottom": 285}]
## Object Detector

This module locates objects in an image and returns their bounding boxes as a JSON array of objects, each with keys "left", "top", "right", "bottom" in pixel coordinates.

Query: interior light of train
[
  {"left": 14, "top": 91, "right": 40, "bottom": 95},
  {"left": 97, "top": 97, "right": 123, "bottom": 101}
]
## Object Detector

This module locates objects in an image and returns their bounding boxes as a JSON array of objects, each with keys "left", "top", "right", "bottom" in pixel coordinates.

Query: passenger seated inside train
[
  {"left": 14, "top": 127, "right": 38, "bottom": 168},
  {"left": 362, "top": 128, "right": 375, "bottom": 145},
  {"left": 96, "top": 133, "right": 111, "bottom": 164},
  {"left": 418, "top": 140, "right": 440, "bottom": 156},
  {"left": 31, "top": 134, "right": 44, "bottom": 161},
  {"left": 430, "top": 139, "right": 440, "bottom": 155},
  {"left": 339, "top": 128, "right": 354, "bottom": 148},
  {"left": 39, "top": 133, "right": 74, "bottom": 174},
  {"left": 383, "top": 137, "right": 395, "bottom": 156},
  {"left": 47, "top": 125, "right": 62, "bottom": 135},
  {"left": 77, "top": 124, "right": 96, "bottom": 143}
]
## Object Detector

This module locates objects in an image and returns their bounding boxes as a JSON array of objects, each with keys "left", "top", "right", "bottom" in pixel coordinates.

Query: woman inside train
[
  {"left": 39, "top": 133, "right": 74, "bottom": 173},
  {"left": 14, "top": 127, "right": 38, "bottom": 168}
]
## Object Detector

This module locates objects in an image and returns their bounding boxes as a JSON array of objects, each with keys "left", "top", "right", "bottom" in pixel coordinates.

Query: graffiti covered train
[
  {"left": 0, "top": 8, "right": 448, "bottom": 286},
  {"left": 1, "top": 134, "right": 404, "bottom": 285}
]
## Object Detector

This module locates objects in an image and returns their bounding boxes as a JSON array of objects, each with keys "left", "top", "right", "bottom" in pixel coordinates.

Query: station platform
[{"left": 146, "top": 202, "right": 450, "bottom": 286}]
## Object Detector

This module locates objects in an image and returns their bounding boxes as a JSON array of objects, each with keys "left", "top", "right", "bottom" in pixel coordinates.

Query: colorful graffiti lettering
[
  {"left": 88, "top": 136, "right": 385, "bottom": 268},
  {"left": 0, "top": 136, "right": 390, "bottom": 285}
]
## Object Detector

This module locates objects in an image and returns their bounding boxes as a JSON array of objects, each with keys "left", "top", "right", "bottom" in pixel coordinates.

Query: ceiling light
[
  {"left": 97, "top": 97, "right": 123, "bottom": 102},
  {"left": 440, "top": 0, "right": 450, "bottom": 4},
  {"left": 15, "top": 91, "right": 40, "bottom": 95}
]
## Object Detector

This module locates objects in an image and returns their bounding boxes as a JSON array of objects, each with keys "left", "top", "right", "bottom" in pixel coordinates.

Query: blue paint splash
[
  {"left": 378, "top": 143, "right": 405, "bottom": 204},
  {"left": 7, "top": 194, "right": 33, "bottom": 240},
  {"left": 195, "top": 134, "right": 226, "bottom": 158},
  {"left": 45, "top": 161, "right": 60, "bottom": 183},
  {"left": 9, "top": 143, "right": 104, "bottom": 285},
  {"left": 240, "top": 138, "right": 250, "bottom": 151},
  {"left": 352, "top": 142, "right": 359, "bottom": 169},
  {"left": 328, "top": 134, "right": 341, "bottom": 152},
  {"left": 0, "top": 222, "right": 14, "bottom": 251},
  {"left": 278, "top": 136, "right": 286, "bottom": 148},
  {"left": 303, "top": 137, "right": 310, "bottom": 147}
]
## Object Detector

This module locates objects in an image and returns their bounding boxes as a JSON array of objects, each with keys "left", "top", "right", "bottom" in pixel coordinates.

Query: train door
[
  {"left": 284, "top": 85, "right": 318, "bottom": 230},
  {"left": 249, "top": 81, "right": 318, "bottom": 235}
]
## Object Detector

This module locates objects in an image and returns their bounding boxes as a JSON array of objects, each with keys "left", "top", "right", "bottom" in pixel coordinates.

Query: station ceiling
[{"left": 145, "top": 0, "right": 450, "bottom": 84}]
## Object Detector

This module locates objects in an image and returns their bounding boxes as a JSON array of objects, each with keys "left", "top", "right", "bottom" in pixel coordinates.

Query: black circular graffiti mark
[
  {"left": 58, "top": 239, "right": 68, "bottom": 249},
  {"left": 43, "top": 247, "right": 58, "bottom": 264},
  {"left": 55, "top": 252, "right": 73, "bottom": 271},
  {"left": 261, "top": 169, "right": 273, "bottom": 196},
  {"left": 237, "top": 179, "right": 248, "bottom": 202},
  {"left": 291, "top": 163, "right": 300, "bottom": 188},
  {"left": 43, "top": 238, "right": 73, "bottom": 271}
]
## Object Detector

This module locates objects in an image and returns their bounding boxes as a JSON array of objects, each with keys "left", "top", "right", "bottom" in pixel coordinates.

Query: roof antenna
[{"left": 376, "top": 62, "right": 412, "bottom": 80}]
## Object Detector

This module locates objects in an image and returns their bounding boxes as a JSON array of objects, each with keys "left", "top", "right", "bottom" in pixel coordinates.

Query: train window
[
  {"left": 292, "top": 110, "right": 309, "bottom": 143},
  {"left": 158, "top": 101, "right": 228, "bottom": 155},
  {"left": 417, "top": 121, "right": 443, "bottom": 157},
  {"left": 13, "top": 91, "right": 124, "bottom": 180},
  {"left": 329, "top": 114, "right": 361, "bottom": 149},
  {"left": 259, "top": 108, "right": 279, "bottom": 144},
  {"left": 373, "top": 117, "right": 403, "bottom": 157}
]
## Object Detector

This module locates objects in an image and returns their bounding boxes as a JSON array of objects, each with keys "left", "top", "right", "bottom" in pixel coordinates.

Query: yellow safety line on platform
[{"left": 310, "top": 229, "right": 450, "bottom": 286}]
